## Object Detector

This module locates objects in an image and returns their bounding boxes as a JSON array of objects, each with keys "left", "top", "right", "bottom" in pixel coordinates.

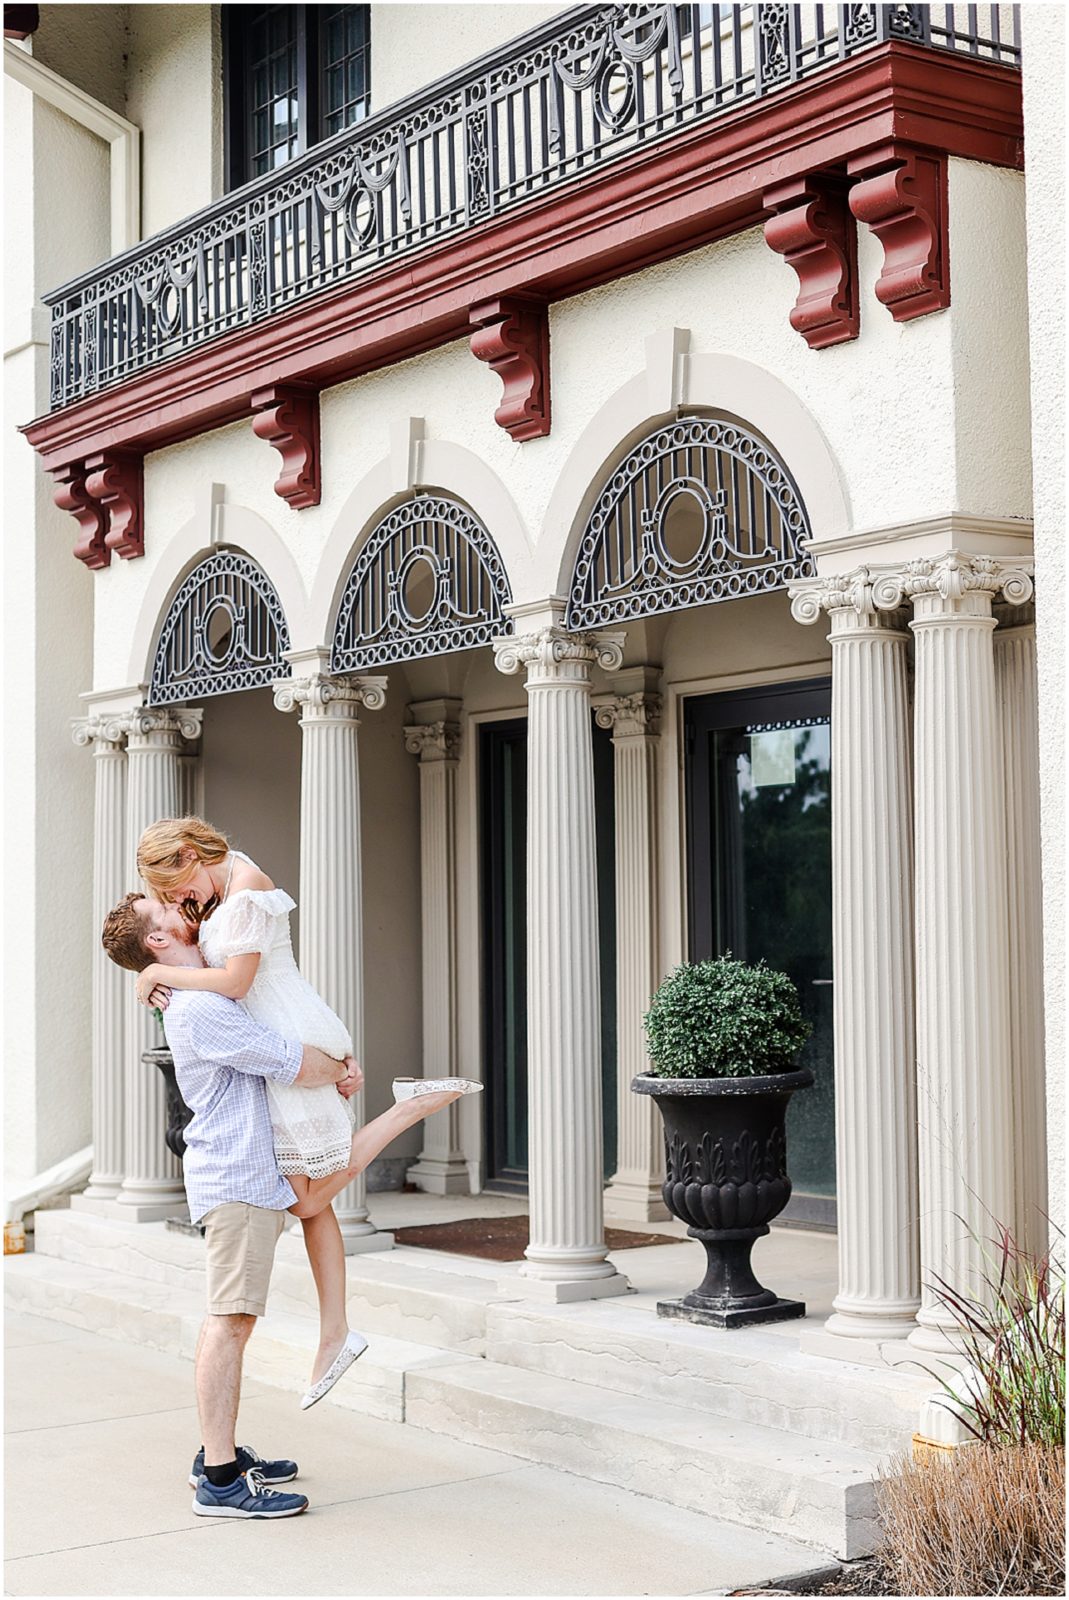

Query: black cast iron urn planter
[
  {"left": 143, "top": 1046, "right": 194, "bottom": 1159},
  {"left": 632, "top": 1068, "right": 813, "bottom": 1328}
]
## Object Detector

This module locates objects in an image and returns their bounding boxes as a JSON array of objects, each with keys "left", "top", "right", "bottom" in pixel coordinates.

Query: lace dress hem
[{"left": 276, "top": 1142, "right": 352, "bottom": 1179}]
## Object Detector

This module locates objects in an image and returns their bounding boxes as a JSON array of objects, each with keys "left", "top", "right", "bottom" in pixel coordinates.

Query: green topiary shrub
[{"left": 642, "top": 956, "right": 810, "bottom": 1079}]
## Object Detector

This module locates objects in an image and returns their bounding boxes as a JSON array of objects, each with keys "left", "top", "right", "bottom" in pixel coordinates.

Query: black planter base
[{"left": 657, "top": 1295, "right": 806, "bottom": 1329}]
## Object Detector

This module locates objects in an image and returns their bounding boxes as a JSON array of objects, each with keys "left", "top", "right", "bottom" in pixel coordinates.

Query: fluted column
[
  {"left": 70, "top": 712, "right": 129, "bottom": 1207},
  {"left": 994, "top": 607, "right": 1047, "bottom": 1257},
  {"left": 596, "top": 679, "right": 668, "bottom": 1223},
  {"left": 274, "top": 665, "right": 393, "bottom": 1253},
  {"left": 791, "top": 571, "right": 919, "bottom": 1339},
  {"left": 404, "top": 707, "right": 469, "bottom": 1194},
  {"left": 877, "top": 554, "right": 1033, "bottom": 1351},
  {"left": 494, "top": 619, "right": 629, "bottom": 1301},
  {"left": 117, "top": 705, "right": 202, "bottom": 1219}
]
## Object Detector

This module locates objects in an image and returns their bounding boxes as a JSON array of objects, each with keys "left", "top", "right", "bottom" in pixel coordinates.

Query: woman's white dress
[{"left": 198, "top": 853, "right": 355, "bottom": 1178}]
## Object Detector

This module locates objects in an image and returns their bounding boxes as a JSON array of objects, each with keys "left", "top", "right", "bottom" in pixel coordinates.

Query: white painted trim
[
  {"left": 4, "top": 39, "right": 140, "bottom": 253},
  {"left": 807, "top": 513, "right": 1035, "bottom": 568},
  {"left": 535, "top": 339, "right": 852, "bottom": 600},
  {"left": 6, "top": 1146, "right": 93, "bottom": 1223},
  {"left": 125, "top": 490, "right": 310, "bottom": 688},
  {"left": 308, "top": 433, "right": 534, "bottom": 651}
]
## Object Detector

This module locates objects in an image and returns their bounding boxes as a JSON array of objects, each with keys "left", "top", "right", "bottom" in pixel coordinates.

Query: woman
[{"left": 134, "top": 816, "right": 481, "bottom": 1409}]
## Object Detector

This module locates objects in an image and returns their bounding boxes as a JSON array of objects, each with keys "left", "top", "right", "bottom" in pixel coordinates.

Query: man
[{"left": 101, "top": 892, "right": 360, "bottom": 1520}]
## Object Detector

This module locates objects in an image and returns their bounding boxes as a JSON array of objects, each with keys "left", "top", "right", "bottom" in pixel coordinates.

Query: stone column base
[
  {"left": 108, "top": 1196, "right": 189, "bottom": 1225},
  {"left": 507, "top": 1268, "right": 632, "bottom": 1303},
  {"left": 602, "top": 1180, "right": 669, "bottom": 1224},
  {"left": 339, "top": 1227, "right": 396, "bottom": 1256},
  {"left": 406, "top": 1158, "right": 471, "bottom": 1196}
]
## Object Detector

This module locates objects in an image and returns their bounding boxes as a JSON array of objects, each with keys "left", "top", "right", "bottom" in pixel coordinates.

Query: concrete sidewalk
[{"left": 4, "top": 1309, "right": 830, "bottom": 1598}]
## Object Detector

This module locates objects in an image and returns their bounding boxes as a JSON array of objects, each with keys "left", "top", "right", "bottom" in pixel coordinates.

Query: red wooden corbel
[
  {"left": 52, "top": 462, "right": 109, "bottom": 569},
  {"left": 763, "top": 175, "right": 859, "bottom": 349},
  {"left": 251, "top": 383, "right": 321, "bottom": 508},
  {"left": 85, "top": 450, "right": 144, "bottom": 559},
  {"left": 469, "top": 296, "right": 550, "bottom": 441},
  {"left": 848, "top": 145, "right": 950, "bottom": 321}
]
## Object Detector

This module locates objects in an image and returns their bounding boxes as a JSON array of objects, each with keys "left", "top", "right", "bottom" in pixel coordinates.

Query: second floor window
[{"left": 224, "top": 4, "right": 371, "bottom": 189}]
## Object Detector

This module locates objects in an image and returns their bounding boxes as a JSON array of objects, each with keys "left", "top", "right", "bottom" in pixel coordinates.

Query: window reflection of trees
[{"left": 716, "top": 721, "right": 834, "bottom": 1197}]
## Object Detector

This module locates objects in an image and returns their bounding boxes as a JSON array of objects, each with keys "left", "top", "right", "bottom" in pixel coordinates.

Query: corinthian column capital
[
  {"left": 119, "top": 706, "right": 203, "bottom": 744},
  {"left": 493, "top": 626, "right": 624, "bottom": 684},
  {"left": 595, "top": 691, "right": 662, "bottom": 738},
  {"left": 72, "top": 712, "right": 129, "bottom": 751},
  {"left": 273, "top": 673, "right": 388, "bottom": 720},
  {"left": 874, "top": 553, "right": 1033, "bottom": 612},
  {"left": 404, "top": 721, "right": 461, "bottom": 763}
]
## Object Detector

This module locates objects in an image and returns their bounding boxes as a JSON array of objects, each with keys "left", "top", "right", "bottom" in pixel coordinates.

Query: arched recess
[
  {"left": 567, "top": 412, "right": 815, "bottom": 629},
  {"left": 147, "top": 549, "right": 292, "bottom": 705},
  {"left": 127, "top": 498, "right": 308, "bottom": 687},
  {"left": 536, "top": 345, "right": 851, "bottom": 602},
  {"left": 308, "top": 431, "right": 533, "bottom": 648},
  {"left": 331, "top": 491, "right": 513, "bottom": 672}
]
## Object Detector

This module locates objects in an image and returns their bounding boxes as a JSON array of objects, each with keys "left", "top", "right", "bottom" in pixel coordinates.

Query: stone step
[
  {"left": 405, "top": 1357, "right": 881, "bottom": 1560},
  {"left": 8, "top": 1248, "right": 872, "bottom": 1559},
  {"left": 35, "top": 1210, "right": 507, "bottom": 1354},
  {"left": 4, "top": 1251, "right": 476, "bottom": 1425},
  {"left": 484, "top": 1299, "right": 929, "bottom": 1455}
]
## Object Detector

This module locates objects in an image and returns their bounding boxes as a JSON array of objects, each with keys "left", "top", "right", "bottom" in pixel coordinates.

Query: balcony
[
  {"left": 25, "top": 3, "right": 1024, "bottom": 567},
  {"left": 42, "top": 3, "right": 1020, "bottom": 413}
]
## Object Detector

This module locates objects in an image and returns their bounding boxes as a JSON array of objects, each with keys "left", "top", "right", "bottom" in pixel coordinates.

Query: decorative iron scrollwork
[
  {"left": 332, "top": 493, "right": 513, "bottom": 672},
  {"left": 567, "top": 415, "right": 814, "bottom": 629},
  {"left": 148, "top": 549, "right": 292, "bottom": 705}
]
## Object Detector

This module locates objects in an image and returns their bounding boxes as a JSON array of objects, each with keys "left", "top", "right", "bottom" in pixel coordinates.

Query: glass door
[
  {"left": 685, "top": 678, "right": 835, "bottom": 1226},
  {"left": 480, "top": 718, "right": 617, "bottom": 1191}
]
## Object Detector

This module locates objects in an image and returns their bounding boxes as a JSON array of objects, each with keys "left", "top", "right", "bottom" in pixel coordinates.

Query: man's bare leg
[{"left": 196, "top": 1312, "right": 256, "bottom": 1467}]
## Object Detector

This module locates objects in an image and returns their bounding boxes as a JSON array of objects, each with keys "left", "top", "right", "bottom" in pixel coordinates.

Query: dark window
[{"left": 223, "top": 5, "right": 371, "bottom": 189}]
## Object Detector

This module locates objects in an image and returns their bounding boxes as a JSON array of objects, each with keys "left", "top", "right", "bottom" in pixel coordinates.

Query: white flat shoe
[
  {"left": 299, "top": 1331, "right": 368, "bottom": 1411},
  {"left": 392, "top": 1078, "right": 484, "bottom": 1101}
]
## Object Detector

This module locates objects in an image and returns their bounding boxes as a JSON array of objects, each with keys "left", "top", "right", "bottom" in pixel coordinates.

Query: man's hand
[{"left": 337, "top": 1056, "right": 363, "bottom": 1099}]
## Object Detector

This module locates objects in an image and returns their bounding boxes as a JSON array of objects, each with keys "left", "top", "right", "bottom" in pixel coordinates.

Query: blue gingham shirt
[{"left": 163, "top": 990, "right": 303, "bottom": 1223}]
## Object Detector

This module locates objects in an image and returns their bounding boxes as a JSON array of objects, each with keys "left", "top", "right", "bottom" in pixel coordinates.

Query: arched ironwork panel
[
  {"left": 567, "top": 416, "right": 814, "bottom": 629},
  {"left": 331, "top": 493, "right": 513, "bottom": 672},
  {"left": 148, "top": 549, "right": 292, "bottom": 704}
]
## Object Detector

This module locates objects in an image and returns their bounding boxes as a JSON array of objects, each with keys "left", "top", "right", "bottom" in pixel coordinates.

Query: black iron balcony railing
[{"left": 45, "top": 3, "right": 1020, "bottom": 412}]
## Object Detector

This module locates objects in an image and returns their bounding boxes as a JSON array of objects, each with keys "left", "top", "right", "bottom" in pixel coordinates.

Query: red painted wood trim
[
  {"left": 4, "top": 5, "right": 39, "bottom": 39},
  {"left": 85, "top": 450, "right": 144, "bottom": 560},
  {"left": 470, "top": 296, "right": 551, "bottom": 441},
  {"left": 52, "top": 462, "right": 109, "bottom": 569},
  {"left": 250, "top": 383, "right": 321, "bottom": 508},
  {"left": 848, "top": 144, "right": 950, "bottom": 320},
  {"left": 763, "top": 175, "right": 859, "bottom": 349},
  {"left": 24, "top": 43, "right": 1022, "bottom": 479}
]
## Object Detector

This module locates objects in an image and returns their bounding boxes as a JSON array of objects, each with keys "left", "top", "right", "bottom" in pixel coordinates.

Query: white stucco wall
[
  {"left": 4, "top": 83, "right": 101, "bottom": 1183},
  {"left": 125, "top": 3, "right": 222, "bottom": 235},
  {"left": 29, "top": 3, "right": 128, "bottom": 118},
  {"left": 1022, "top": 2, "right": 1066, "bottom": 1236},
  {"left": 370, "top": 3, "right": 567, "bottom": 110}
]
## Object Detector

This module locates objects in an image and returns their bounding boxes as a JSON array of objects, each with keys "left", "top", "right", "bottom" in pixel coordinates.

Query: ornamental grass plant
[
  {"left": 872, "top": 1226, "right": 1065, "bottom": 1597},
  {"left": 875, "top": 1440, "right": 1064, "bottom": 1596},
  {"left": 642, "top": 956, "right": 810, "bottom": 1078}
]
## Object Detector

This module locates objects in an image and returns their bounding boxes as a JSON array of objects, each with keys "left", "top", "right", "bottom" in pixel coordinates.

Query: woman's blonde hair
[{"left": 137, "top": 816, "right": 230, "bottom": 900}]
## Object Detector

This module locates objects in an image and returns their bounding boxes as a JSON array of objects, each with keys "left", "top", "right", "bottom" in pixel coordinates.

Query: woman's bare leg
[
  {"left": 298, "top": 1207, "right": 350, "bottom": 1385},
  {"left": 289, "top": 1091, "right": 461, "bottom": 1220}
]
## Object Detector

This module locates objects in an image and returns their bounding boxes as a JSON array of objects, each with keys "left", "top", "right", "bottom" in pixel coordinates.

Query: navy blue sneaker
[
  {"left": 188, "top": 1443, "right": 298, "bottom": 1489},
  {"left": 192, "top": 1465, "right": 308, "bottom": 1519}
]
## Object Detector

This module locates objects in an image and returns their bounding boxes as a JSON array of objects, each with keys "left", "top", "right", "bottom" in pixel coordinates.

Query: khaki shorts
[{"left": 202, "top": 1203, "right": 287, "bottom": 1316}]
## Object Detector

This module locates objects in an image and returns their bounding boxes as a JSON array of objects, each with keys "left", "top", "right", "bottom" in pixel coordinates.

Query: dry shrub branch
[{"left": 876, "top": 1440, "right": 1064, "bottom": 1597}]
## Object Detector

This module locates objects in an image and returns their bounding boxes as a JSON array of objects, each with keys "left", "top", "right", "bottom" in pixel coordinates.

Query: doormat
[{"left": 393, "top": 1213, "right": 678, "bottom": 1262}]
